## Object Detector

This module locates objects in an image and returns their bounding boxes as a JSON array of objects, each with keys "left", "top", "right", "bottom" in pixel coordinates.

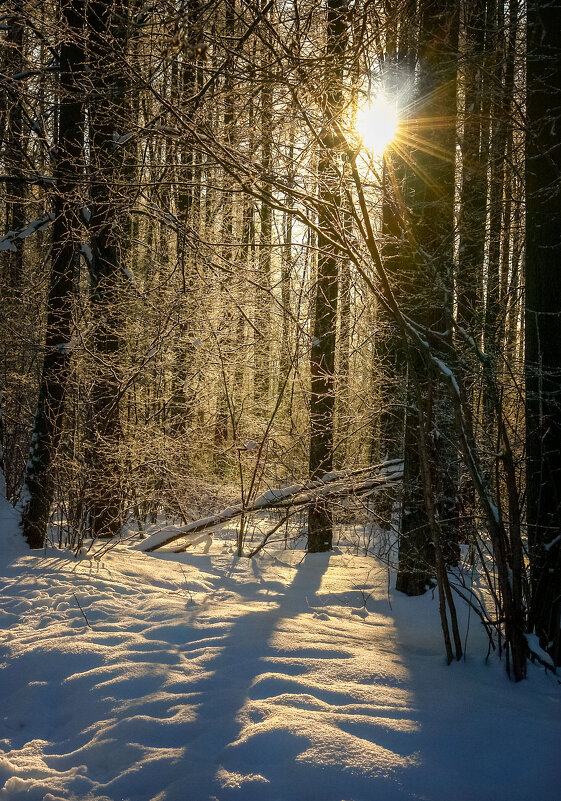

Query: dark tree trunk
[
  {"left": 525, "top": 0, "right": 561, "bottom": 667},
  {"left": 1, "top": 0, "right": 26, "bottom": 505},
  {"left": 307, "top": 0, "right": 348, "bottom": 553},
  {"left": 213, "top": 0, "right": 236, "bottom": 474},
  {"left": 86, "top": 0, "right": 130, "bottom": 538},
  {"left": 457, "top": 0, "right": 488, "bottom": 339},
  {"left": 280, "top": 108, "right": 295, "bottom": 387},
  {"left": 3, "top": 0, "right": 25, "bottom": 288},
  {"left": 397, "top": 0, "right": 459, "bottom": 594},
  {"left": 372, "top": 2, "right": 414, "bottom": 521},
  {"left": 21, "top": 0, "right": 85, "bottom": 548},
  {"left": 483, "top": 0, "right": 517, "bottom": 419}
]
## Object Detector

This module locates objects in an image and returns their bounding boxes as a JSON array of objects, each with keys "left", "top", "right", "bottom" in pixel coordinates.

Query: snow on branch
[
  {"left": 136, "top": 459, "right": 403, "bottom": 553},
  {"left": 0, "top": 212, "right": 54, "bottom": 251}
]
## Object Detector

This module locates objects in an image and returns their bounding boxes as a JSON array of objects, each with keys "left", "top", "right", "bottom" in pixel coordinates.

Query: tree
[
  {"left": 396, "top": 0, "right": 460, "bottom": 596},
  {"left": 3, "top": 0, "right": 25, "bottom": 289},
  {"left": 525, "top": 0, "right": 561, "bottom": 667},
  {"left": 85, "top": 0, "right": 135, "bottom": 538},
  {"left": 307, "top": 0, "right": 349, "bottom": 553},
  {"left": 21, "top": 0, "right": 85, "bottom": 547}
]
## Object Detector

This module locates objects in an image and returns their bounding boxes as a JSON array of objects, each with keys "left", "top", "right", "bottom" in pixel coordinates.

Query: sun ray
[
  {"left": 391, "top": 140, "right": 442, "bottom": 196},
  {"left": 394, "top": 129, "right": 456, "bottom": 164}
]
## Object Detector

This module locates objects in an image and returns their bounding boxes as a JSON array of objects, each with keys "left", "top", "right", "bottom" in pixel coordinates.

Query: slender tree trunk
[
  {"left": 372, "top": 4, "right": 413, "bottom": 519},
  {"left": 213, "top": 0, "right": 237, "bottom": 473},
  {"left": 307, "top": 0, "right": 349, "bottom": 553},
  {"left": 1, "top": 0, "right": 27, "bottom": 503},
  {"left": 280, "top": 107, "right": 295, "bottom": 387},
  {"left": 169, "top": 0, "right": 203, "bottom": 433},
  {"left": 457, "top": 0, "right": 488, "bottom": 340},
  {"left": 484, "top": 0, "right": 517, "bottom": 417},
  {"left": 254, "top": 23, "right": 273, "bottom": 412},
  {"left": 4, "top": 0, "right": 25, "bottom": 288}
]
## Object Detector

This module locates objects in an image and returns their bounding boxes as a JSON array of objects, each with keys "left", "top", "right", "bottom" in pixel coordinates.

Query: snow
[
  {"left": 19, "top": 216, "right": 54, "bottom": 239},
  {"left": 545, "top": 534, "right": 561, "bottom": 552},
  {"left": 0, "top": 509, "right": 560, "bottom": 800},
  {"left": 0, "top": 214, "right": 54, "bottom": 252},
  {"left": 526, "top": 633, "right": 555, "bottom": 668},
  {"left": 54, "top": 338, "right": 79, "bottom": 356},
  {"left": 113, "top": 132, "right": 135, "bottom": 145},
  {"left": 80, "top": 244, "right": 93, "bottom": 266}
]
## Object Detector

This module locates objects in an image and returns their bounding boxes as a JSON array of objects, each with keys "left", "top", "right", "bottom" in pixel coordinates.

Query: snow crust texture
[{"left": 0, "top": 509, "right": 559, "bottom": 800}]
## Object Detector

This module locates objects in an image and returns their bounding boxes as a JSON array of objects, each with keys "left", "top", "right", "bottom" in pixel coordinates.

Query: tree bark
[
  {"left": 525, "top": 0, "right": 561, "bottom": 667},
  {"left": 3, "top": 0, "right": 25, "bottom": 288},
  {"left": 307, "top": 0, "right": 349, "bottom": 553},
  {"left": 397, "top": 0, "right": 459, "bottom": 594},
  {"left": 86, "top": 0, "right": 130, "bottom": 537},
  {"left": 21, "top": 0, "right": 85, "bottom": 548}
]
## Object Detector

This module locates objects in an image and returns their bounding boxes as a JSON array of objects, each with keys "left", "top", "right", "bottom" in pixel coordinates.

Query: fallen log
[{"left": 136, "top": 459, "right": 403, "bottom": 553}]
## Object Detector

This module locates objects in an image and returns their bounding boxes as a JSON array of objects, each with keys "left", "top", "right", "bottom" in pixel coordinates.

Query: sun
[{"left": 356, "top": 94, "right": 398, "bottom": 154}]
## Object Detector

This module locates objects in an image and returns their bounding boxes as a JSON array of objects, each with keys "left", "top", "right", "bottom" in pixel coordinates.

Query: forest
[{"left": 0, "top": 1, "right": 560, "bottom": 798}]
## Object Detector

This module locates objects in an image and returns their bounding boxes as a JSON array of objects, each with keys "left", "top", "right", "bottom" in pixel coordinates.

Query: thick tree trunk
[
  {"left": 86, "top": 0, "right": 130, "bottom": 538},
  {"left": 525, "top": 0, "right": 561, "bottom": 667},
  {"left": 20, "top": 0, "right": 85, "bottom": 548},
  {"left": 397, "top": 0, "right": 459, "bottom": 593}
]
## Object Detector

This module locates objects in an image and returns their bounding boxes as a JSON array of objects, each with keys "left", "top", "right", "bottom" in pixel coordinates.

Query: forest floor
[{"left": 0, "top": 495, "right": 560, "bottom": 801}]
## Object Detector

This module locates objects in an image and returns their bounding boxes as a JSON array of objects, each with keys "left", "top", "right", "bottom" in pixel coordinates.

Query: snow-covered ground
[{"left": 0, "top": 496, "right": 559, "bottom": 801}]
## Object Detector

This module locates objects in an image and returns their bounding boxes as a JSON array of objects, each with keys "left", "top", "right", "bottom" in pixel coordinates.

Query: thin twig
[{"left": 74, "top": 594, "right": 92, "bottom": 629}]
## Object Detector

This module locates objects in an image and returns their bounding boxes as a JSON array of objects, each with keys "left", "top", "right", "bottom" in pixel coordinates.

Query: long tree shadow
[{"left": 175, "top": 552, "right": 331, "bottom": 799}]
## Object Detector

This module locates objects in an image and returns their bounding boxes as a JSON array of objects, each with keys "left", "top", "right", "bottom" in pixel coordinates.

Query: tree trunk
[
  {"left": 457, "top": 0, "right": 488, "bottom": 340},
  {"left": 20, "top": 0, "right": 85, "bottom": 548},
  {"left": 3, "top": 0, "right": 25, "bottom": 288},
  {"left": 86, "top": 0, "right": 130, "bottom": 538},
  {"left": 254, "top": 24, "right": 273, "bottom": 412},
  {"left": 307, "top": 0, "right": 349, "bottom": 553},
  {"left": 525, "top": 0, "right": 561, "bottom": 667},
  {"left": 483, "top": 0, "right": 517, "bottom": 419},
  {"left": 397, "top": 0, "right": 459, "bottom": 593}
]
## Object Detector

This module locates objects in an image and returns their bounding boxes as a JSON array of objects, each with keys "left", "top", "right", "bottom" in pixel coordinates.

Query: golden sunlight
[{"left": 356, "top": 94, "right": 398, "bottom": 154}]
